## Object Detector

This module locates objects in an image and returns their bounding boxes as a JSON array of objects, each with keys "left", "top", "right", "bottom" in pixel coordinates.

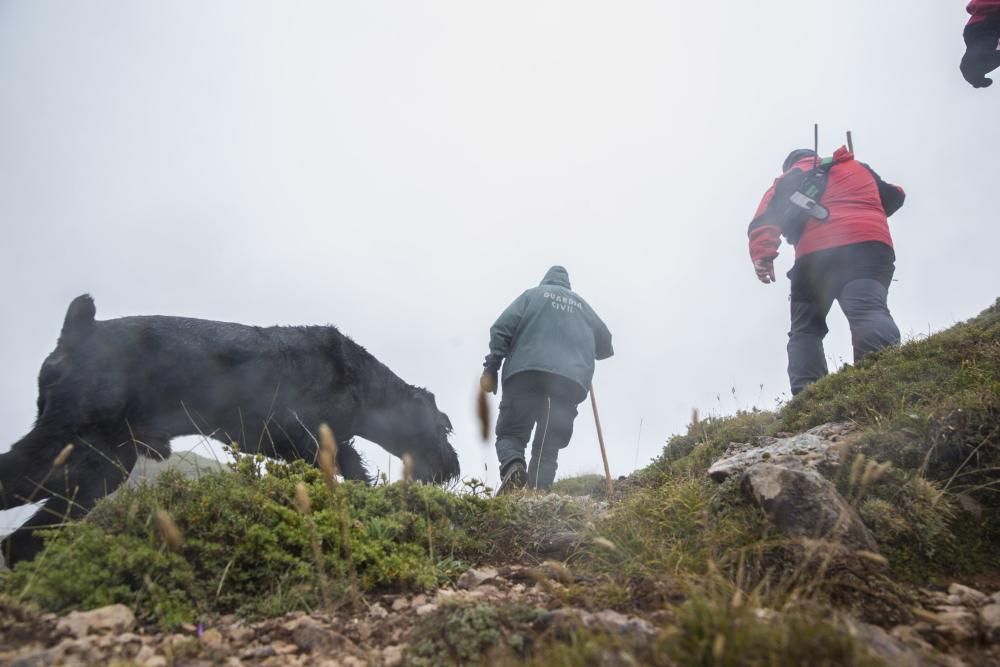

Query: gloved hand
[
  {"left": 961, "top": 23, "right": 1000, "bottom": 88},
  {"left": 753, "top": 259, "right": 776, "bottom": 284},
  {"left": 480, "top": 369, "right": 498, "bottom": 395}
]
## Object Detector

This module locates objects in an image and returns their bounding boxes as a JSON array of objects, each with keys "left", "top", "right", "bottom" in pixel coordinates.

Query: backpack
[{"left": 756, "top": 157, "right": 835, "bottom": 246}]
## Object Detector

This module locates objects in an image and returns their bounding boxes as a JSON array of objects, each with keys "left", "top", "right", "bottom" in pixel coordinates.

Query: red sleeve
[
  {"left": 968, "top": 0, "right": 1000, "bottom": 23},
  {"left": 747, "top": 183, "right": 782, "bottom": 263}
]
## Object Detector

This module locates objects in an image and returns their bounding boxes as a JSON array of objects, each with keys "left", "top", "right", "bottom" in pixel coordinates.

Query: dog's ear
[{"left": 58, "top": 294, "right": 96, "bottom": 349}]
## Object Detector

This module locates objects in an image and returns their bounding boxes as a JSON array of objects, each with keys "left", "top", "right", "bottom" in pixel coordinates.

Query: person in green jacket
[{"left": 480, "top": 266, "right": 614, "bottom": 493}]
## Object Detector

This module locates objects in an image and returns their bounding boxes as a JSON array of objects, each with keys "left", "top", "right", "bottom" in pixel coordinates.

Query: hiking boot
[{"left": 496, "top": 460, "right": 527, "bottom": 496}]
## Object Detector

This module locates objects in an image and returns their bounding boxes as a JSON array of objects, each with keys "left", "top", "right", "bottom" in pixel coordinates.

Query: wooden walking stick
[
  {"left": 846, "top": 130, "right": 854, "bottom": 153},
  {"left": 589, "top": 384, "right": 614, "bottom": 499}
]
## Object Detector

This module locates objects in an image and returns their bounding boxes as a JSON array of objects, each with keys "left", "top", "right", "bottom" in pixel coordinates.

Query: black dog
[{"left": 0, "top": 295, "right": 459, "bottom": 565}]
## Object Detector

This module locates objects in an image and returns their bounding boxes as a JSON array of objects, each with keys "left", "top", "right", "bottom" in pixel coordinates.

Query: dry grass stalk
[
  {"left": 318, "top": 423, "right": 359, "bottom": 611},
  {"left": 848, "top": 454, "right": 866, "bottom": 488},
  {"left": 402, "top": 453, "right": 415, "bottom": 483},
  {"left": 294, "top": 482, "right": 312, "bottom": 514},
  {"left": 153, "top": 510, "right": 183, "bottom": 551},
  {"left": 318, "top": 424, "right": 339, "bottom": 492},
  {"left": 293, "top": 482, "right": 333, "bottom": 613}
]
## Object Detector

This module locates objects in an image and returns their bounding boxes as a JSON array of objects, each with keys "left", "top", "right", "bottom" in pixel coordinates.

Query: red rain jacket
[
  {"left": 747, "top": 147, "right": 905, "bottom": 265},
  {"left": 969, "top": 0, "right": 1000, "bottom": 25}
]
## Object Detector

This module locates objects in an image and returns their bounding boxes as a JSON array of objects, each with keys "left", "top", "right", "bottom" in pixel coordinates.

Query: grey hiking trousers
[
  {"left": 494, "top": 371, "right": 587, "bottom": 490},
  {"left": 787, "top": 242, "right": 901, "bottom": 395}
]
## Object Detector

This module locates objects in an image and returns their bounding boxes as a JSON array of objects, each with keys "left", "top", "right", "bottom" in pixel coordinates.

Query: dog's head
[
  {"left": 402, "top": 386, "right": 459, "bottom": 482},
  {"left": 34, "top": 295, "right": 129, "bottom": 428}
]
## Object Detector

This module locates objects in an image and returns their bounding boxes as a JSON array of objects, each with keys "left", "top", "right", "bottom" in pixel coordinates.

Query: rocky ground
[{"left": 5, "top": 558, "right": 1000, "bottom": 665}]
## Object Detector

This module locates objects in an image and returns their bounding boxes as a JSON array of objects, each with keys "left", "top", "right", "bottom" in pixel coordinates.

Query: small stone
[
  {"left": 227, "top": 624, "right": 254, "bottom": 643},
  {"left": 56, "top": 604, "right": 136, "bottom": 638},
  {"left": 472, "top": 585, "right": 501, "bottom": 598},
  {"left": 889, "top": 625, "right": 935, "bottom": 652},
  {"left": 391, "top": 598, "right": 408, "bottom": 612},
  {"left": 948, "top": 583, "right": 988, "bottom": 607},
  {"left": 143, "top": 657, "right": 168, "bottom": 667},
  {"left": 292, "top": 619, "right": 357, "bottom": 654},
  {"left": 201, "top": 628, "right": 224, "bottom": 645},
  {"left": 9, "top": 650, "right": 55, "bottom": 667},
  {"left": 946, "top": 595, "right": 963, "bottom": 606},
  {"left": 410, "top": 594, "right": 427, "bottom": 608},
  {"left": 116, "top": 632, "right": 141, "bottom": 645},
  {"left": 932, "top": 606, "right": 978, "bottom": 643},
  {"left": 458, "top": 567, "right": 498, "bottom": 590},
  {"left": 979, "top": 603, "right": 1000, "bottom": 642},
  {"left": 369, "top": 603, "right": 388, "bottom": 619},
  {"left": 342, "top": 657, "right": 366, "bottom": 667},
  {"left": 272, "top": 640, "right": 299, "bottom": 655},
  {"left": 415, "top": 603, "right": 438, "bottom": 617},
  {"left": 241, "top": 645, "right": 276, "bottom": 659},
  {"left": 135, "top": 645, "right": 155, "bottom": 663},
  {"left": 382, "top": 645, "right": 405, "bottom": 667}
]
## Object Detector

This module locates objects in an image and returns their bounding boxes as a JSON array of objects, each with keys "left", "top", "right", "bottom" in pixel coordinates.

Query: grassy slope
[{"left": 3, "top": 299, "right": 998, "bottom": 664}]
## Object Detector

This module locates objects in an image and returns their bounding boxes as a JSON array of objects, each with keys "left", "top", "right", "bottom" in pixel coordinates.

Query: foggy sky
[{"left": 1, "top": 1, "right": 998, "bottom": 487}]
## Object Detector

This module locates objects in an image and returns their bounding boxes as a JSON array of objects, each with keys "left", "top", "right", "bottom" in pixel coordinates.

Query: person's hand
[
  {"left": 480, "top": 370, "right": 498, "bottom": 395},
  {"left": 753, "top": 259, "right": 776, "bottom": 284},
  {"left": 961, "top": 27, "right": 1000, "bottom": 88}
]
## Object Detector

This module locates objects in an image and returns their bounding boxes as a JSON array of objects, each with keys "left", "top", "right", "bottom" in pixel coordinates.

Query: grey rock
[
  {"left": 9, "top": 650, "right": 55, "bottom": 667},
  {"left": 586, "top": 609, "right": 657, "bottom": 638},
  {"left": 931, "top": 606, "right": 978, "bottom": 643},
  {"left": 979, "top": 603, "right": 1000, "bottom": 643},
  {"left": 415, "top": 603, "right": 438, "bottom": 617},
  {"left": 947, "top": 583, "right": 987, "bottom": 607},
  {"left": 382, "top": 645, "right": 405, "bottom": 667},
  {"left": 708, "top": 423, "right": 852, "bottom": 482},
  {"left": 741, "top": 463, "right": 878, "bottom": 551},
  {"left": 56, "top": 604, "right": 136, "bottom": 638},
  {"left": 537, "top": 531, "right": 584, "bottom": 558},
  {"left": 291, "top": 619, "right": 356, "bottom": 654},
  {"left": 845, "top": 620, "right": 913, "bottom": 665},
  {"left": 457, "top": 567, "right": 498, "bottom": 590}
]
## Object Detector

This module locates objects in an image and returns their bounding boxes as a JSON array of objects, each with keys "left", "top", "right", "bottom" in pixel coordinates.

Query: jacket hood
[{"left": 540, "top": 266, "right": 571, "bottom": 289}]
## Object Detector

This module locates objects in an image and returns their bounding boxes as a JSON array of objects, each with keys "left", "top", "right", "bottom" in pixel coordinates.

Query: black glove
[{"left": 961, "top": 21, "right": 1000, "bottom": 88}]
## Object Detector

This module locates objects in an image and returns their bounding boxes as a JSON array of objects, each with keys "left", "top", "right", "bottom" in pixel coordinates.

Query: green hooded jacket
[{"left": 484, "top": 266, "right": 614, "bottom": 394}]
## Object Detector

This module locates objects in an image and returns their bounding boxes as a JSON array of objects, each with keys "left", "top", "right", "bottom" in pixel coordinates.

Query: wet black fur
[{"left": 0, "top": 295, "right": 459, "bottom": 565}]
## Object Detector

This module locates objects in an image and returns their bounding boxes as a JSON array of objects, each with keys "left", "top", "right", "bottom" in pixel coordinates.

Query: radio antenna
[{"left": 813, "top": 123, "right": 819, "bottom": 169}]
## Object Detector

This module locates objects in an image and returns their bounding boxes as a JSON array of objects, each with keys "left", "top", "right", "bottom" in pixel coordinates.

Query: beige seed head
[
  {"left": 402, "top": 454, "right": 415, "bottom": 482},
  {"left": 848, "top": 454, "right": 866, "bottom": 487},
  {"left": 294, "top": 482, "right": 312, "bottom": 514},
  {"left": 855, "top": 550, "right": 888, "bottom": 566},
  {"left": 154, "top": 510, "right": 183, "bottom": 550},
  {"left": 591, "top": 537, "right": 618, "bottom": 552},
  {"left": 712, "top": 633, "right": 726, "bottom": 659},
  {"left": 52, "top": 444, "right": 73, "bottom": 467}
]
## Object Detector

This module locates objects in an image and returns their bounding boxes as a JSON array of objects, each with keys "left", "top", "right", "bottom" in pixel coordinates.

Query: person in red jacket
[
  {"left": 748, "top": 146, "right": 906, "bottom": 395},
  {"left": 963, "top": 0, "right": 1000, "bottom": 87}
]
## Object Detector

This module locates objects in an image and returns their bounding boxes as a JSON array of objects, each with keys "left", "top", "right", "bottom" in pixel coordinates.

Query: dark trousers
[
  {"left": 787, "top": 242, "right": 901, "bottom": 395},
  {"left": 494, "top": 371, "right": 586, "bottom": 490}
]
